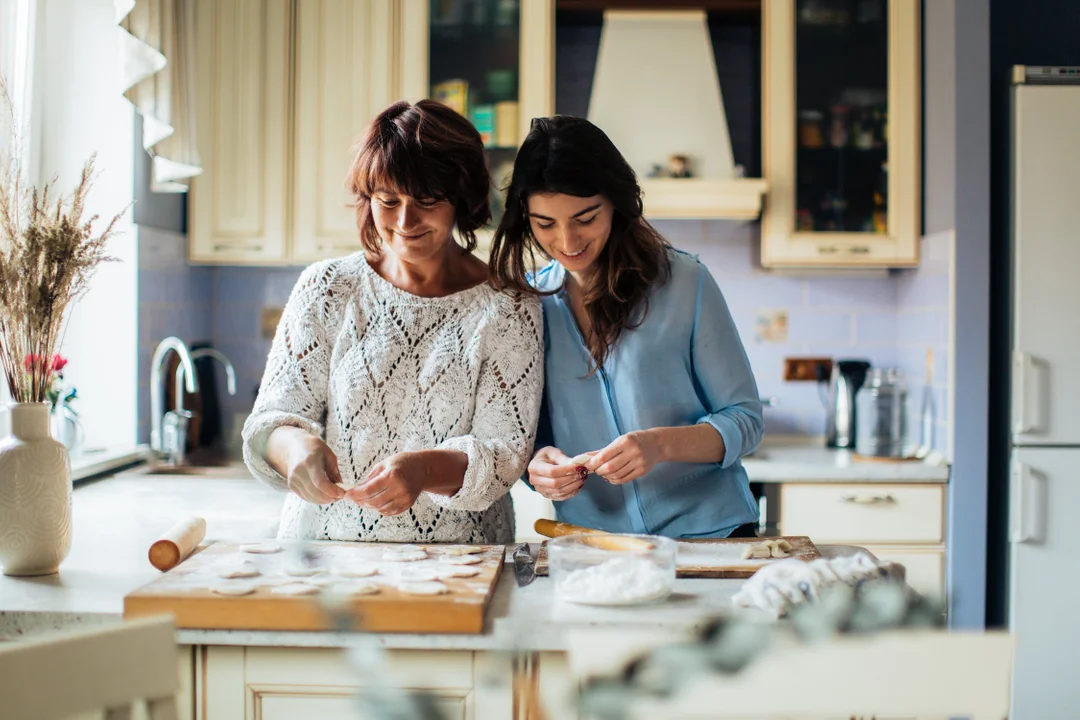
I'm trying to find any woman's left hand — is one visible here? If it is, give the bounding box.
[346,452,427,516]
[587,430,664,485]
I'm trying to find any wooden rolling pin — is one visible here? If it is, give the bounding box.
[148,517,206,571]
[534,519,655,551]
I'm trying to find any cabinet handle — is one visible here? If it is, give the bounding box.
[1010,460,1045,544]
[840,493,896,505]
[817,245,871,255]
[213,243,264,252]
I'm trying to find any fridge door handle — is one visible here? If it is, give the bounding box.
[1012,351,1044,435]
[1010,460,1046,544]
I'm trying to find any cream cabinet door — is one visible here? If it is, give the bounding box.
[200,646,513,720]
[291,0,400,264]
[189,0,291,265]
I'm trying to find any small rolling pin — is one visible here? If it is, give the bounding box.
[534,519,654,551]
[148,517,207,571]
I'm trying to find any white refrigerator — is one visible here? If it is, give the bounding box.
[1008,65,1080,718]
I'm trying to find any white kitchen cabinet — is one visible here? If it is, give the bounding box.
[780,482,947,600]
[198,646,513,720]
[189,0,291,265]
[761,0,921,268]
[291,0,400,264]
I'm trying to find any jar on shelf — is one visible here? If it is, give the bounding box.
[798,110,825,148]
[856,368,909,458]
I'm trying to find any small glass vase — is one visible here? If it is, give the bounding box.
[0,402,73,576]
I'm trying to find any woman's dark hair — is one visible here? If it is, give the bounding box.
[347,100,491,253]
[489,115,671,370]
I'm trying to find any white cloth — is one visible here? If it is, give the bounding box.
[242,254,544,544]
[732,552,895,618]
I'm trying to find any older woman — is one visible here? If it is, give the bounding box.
[242,100,544,544]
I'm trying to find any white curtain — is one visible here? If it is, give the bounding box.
[115,0,201,192]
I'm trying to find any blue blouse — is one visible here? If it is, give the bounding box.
[531,248,762,538]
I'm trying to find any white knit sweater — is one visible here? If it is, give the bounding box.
[242,254,544,543]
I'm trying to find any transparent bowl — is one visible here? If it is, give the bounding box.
[548,533,677,606]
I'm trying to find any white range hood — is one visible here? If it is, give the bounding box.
[587,10,766,220]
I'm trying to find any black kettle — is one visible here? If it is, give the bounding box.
[822,359,871,449]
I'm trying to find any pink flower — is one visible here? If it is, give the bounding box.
[23,353,42,372]
[50,354,68,373]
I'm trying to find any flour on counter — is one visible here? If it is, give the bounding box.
[558,556,671,605]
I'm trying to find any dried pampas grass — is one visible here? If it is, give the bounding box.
[0,76,126,403]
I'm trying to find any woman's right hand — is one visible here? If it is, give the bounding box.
[528,446,588,502]
[266,426,345,505]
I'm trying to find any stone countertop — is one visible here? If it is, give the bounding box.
[0,466,866,651]
[742,445,949,483]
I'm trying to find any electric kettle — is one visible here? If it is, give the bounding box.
[822,359,871,449]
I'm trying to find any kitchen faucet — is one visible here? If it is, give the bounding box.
[165,348,238,464]
[150,337,198,456]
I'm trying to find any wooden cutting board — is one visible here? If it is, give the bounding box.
[124,541,503,634]
[534,535,821,579]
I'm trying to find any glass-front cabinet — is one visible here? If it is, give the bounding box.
[400,0,553,256]
[761,0,920,267]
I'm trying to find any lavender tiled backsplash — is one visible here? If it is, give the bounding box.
[137,222,953,455]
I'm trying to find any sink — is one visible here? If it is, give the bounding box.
[135,462,253,480]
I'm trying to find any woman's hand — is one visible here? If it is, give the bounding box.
[528,446,588,502]
[587,430,663,485]
[268,426,346,505]
[346,452,428,516]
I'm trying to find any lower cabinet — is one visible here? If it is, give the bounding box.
[197,646,513,720]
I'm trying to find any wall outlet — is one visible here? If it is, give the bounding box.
[260,307,284,340]
[783,357,833,382]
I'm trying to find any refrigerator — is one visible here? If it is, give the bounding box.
[1008,65,1080,718]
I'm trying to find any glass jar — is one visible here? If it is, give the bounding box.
[548,534,676,606]
[856,368,909,457]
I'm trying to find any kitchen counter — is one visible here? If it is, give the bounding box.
[742,445,949,483]
[0,466,864,651]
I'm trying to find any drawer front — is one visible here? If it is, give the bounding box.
[865,546,946,598]
[780,484,945,544]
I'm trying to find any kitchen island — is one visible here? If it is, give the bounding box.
[0,463,925,719]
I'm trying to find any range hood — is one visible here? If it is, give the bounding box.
[587,10,766,220]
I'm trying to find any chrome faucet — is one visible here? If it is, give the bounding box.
[150,337,199,455]
[166,348,238,464]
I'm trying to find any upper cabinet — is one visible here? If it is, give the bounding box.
[761,0,920,268]
[189,0,403,266]
[189,0,291,265]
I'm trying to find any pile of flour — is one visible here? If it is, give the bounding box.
[558,555,671,605]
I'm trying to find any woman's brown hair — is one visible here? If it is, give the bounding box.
[488,115,671,371]
[347,100,491,253]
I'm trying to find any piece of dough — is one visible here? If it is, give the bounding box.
[770,540,791,558]
[257,576,297,587]
[396,566,442,582]
[272,583,320,596]
[240,542,283,554]
[382,548,428,562]
[741,542,774,560]
[397,581,449,596]
[283,563,321,577]
[216,561,260,579]
[307,574,339,586]
[775,539,793,552]
[440,546,484,556]
[211,583,257,596]
[571,453,593,465]
[440,554,482,565]
[331,581,380,596]
[437,566,480,579]
[333,565,379,578]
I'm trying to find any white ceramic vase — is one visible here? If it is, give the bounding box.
[0,402,73,576]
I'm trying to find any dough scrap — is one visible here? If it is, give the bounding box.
[283,563,321,577]
[216,561,260,579]
[333,565,379,578]
[211,583,257,596]
[240,542,283,554]
[331,581,380,596]
[396,566,442,582]
[740,539,793,560]
[571,453,594,465]
[272,583,320,596]
[440,554,482,565]
[397,581,449,596]
[382,548,428,562]
[440,546,484,556]
[437,566,480,579]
